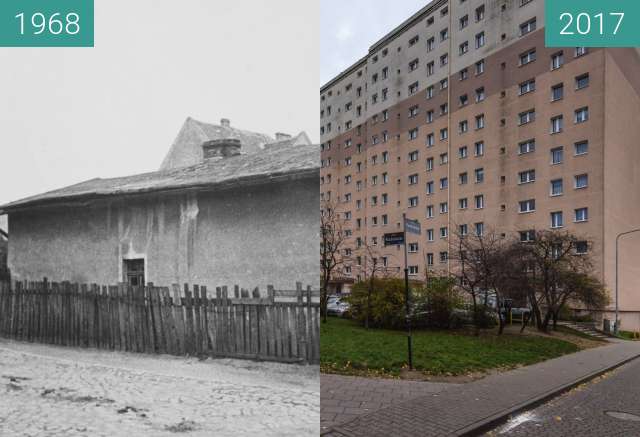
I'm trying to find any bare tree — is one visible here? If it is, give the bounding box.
[450,227,517,334]
[516,230,607,332]
[320,200,351,323]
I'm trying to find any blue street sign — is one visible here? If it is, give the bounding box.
[404,218,421,235]
[384,232,405,246]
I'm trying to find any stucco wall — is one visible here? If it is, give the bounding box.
[7,177,319,291]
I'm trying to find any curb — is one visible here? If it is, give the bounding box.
[321,349,640,437]
[457,352,640,436]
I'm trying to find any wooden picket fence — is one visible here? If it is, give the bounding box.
[0,279,320,364]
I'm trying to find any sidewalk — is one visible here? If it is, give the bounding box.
[322,339,640,437]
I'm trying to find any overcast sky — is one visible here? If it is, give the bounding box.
[0,0,319,223]
[320,0,429,86]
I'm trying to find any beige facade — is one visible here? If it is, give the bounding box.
[320,0,640,330]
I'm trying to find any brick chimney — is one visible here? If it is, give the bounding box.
[275,132,292,141]
[202,138,241,161]
[220,118,230,127]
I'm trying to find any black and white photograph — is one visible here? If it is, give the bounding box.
[0,1,319,436]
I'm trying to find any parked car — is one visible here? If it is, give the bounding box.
[327,296,350,317]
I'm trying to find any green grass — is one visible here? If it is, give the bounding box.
[321,318,579,377]
[617,330,640,340]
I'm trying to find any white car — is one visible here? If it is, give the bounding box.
[327,296,350,317]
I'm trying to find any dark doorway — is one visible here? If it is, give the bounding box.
[123,259,145,286]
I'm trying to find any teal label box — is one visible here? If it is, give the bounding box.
[545,0,640,47]
[0,0,94,47]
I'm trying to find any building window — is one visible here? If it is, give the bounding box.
[519,199,536,213]
[409,196,419,207]
[409,150,419,162]
[475,141,484,156]
[520,18,537,36]
[520,49,536,65]
[440,202,449,214]
[459,198,468,209]
[459,145,468,158]
[575,47,588,57]
[459,120,469,133]
[426,180,434,194]
[575,107,589,123]
[575,207,588,222]
[409,81,419,95]
[475,114,485,129]
[409,35,419,46]
[550,211,563,228]
[426,157,434,170]
[408,265,419,276]
[475,32,485,48]
[519,79,536,95]
[575,241,588,255]
[459,172,468,185]
[518,139,536,154]
[460,14,469,29]
[476,87,486,102]
[550,51,564,70]
[550,115,563,133]
[475,168,484,183]
[409,127,419,140]
[551,83,564,101]
[475,59,485,75]
[574,140,589,155]
[439,251,449,263]
[440,128,448,140]
[440,226,448,238]
[576,73,589,90]
[409,242,419,253]
[440,53,449,66]
[475,222,484,236]
[440,177,448,189]
[460,41,469,55]
[440,28,449,41]
[408,173,419,185]
[460,68,468,80]
[550,178,563,196]
[520,230,535,242]
[426,85,434,99]
[459,224,468,236]
[427,253,434,266]
[440,152,449,164]
[427,37,435,51]
[475,195,484,209]
[409,58,419,72]
[475,5,485,21]
[518,169,536,184]
[551,147,564,165]
[409,105,419,118]
[575,173,588,189]
[427,205,434,218]
[519,109,535,125]
[123,259,145,286]
[427,229,434,241]
[427,133,435,147]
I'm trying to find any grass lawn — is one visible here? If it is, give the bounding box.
[321,318,579,377]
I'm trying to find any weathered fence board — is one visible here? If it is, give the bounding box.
[0,279,319,364]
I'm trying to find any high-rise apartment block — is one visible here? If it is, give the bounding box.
[320,0,640,330]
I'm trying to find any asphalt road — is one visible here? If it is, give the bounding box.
[489,356,640,436]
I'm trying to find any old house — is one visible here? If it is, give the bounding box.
[0,118,319,290]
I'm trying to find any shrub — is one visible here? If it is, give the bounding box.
[347,278,407,329]
[347,277,464,330]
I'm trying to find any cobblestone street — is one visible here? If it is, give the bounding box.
[490,357,640,436]
[0,339,319,436]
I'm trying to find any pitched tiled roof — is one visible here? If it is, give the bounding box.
[0,142,319,213]
[160,117,309,170]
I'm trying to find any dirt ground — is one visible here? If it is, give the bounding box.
[0,339,319,436]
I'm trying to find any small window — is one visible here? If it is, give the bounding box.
[551,147,564,165]
[575,207,589,222]
[409,35,419,46]
[459,198,468,209]
[123,259,145,286]
[519,79,536,95]
[518,139,536,154]
[550,211,563,228]
[520,18,537,36]
[520,49,536,65]
[574,140,589,155]
[550,115,563,133]
[575,241,588,255]
[550,178,563,196]
[576,73,590,90]
[520,230,535,242]
[575,174,588,189]
[551,51,564,70]
[551,83,564,101]
[519,109,535,125]
[575,107,589,123]
[519,199,536,213]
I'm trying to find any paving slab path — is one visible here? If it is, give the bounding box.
[322,339,640,437]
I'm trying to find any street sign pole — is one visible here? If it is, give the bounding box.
[402,213,413,370]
